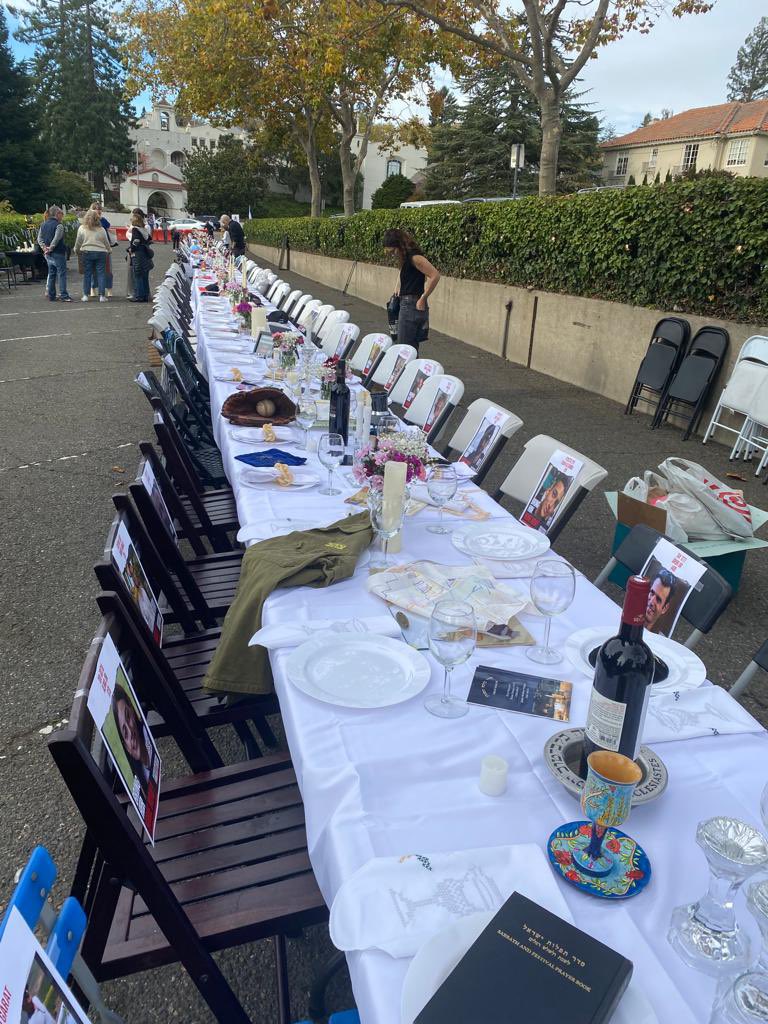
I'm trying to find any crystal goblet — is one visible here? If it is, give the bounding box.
[669,817,768,977]
[710,879,768,1022]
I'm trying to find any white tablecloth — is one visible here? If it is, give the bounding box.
[193,276,768,1024]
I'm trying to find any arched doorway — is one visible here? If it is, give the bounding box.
[146,191,170,212]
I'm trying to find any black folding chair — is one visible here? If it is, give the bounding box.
[48,621,324,1024]
[594,523,732,649]
[625,317,691,417]
[730,638,768,700]
[652,326,730,440]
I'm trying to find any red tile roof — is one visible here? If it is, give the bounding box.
[600,99,768,149]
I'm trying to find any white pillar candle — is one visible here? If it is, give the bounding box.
[479,755,508,797]
[382,460,407,552]
[242,257,247,290]
[251,307,267,336]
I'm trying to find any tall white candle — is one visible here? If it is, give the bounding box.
[382,460,406,552]
[241,257,247,290]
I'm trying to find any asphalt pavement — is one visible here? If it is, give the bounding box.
[0,244,766,1022]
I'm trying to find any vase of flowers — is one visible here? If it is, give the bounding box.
[235,300,252,332]
[273,330,303,369]
[318,354,354,398]
[352,431,428,491]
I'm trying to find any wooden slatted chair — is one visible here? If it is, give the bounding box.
[49,623,326,1024]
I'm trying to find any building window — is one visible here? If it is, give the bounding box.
[386,158,402,178]
[648,147,658,167]
[615,154,629,176]
[209,138,216,150]
[726,139,749,166]
[159,111,170,131]
[170,150,185,168]
[151,172,159,182]
[682,143,699,171]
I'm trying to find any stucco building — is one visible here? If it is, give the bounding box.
[357,138,429,209]
[600,99,768,185]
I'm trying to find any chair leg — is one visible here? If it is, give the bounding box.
[308,950,347,1023]
[274,934,292,1024]
[730,662,759,700]
[233,721,262,759]
[684,628,703,650]
[594,557,617,589]
[252,713,279,748]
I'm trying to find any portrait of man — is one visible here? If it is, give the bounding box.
[459,423,499,472]
[644,568,677,633]
[521,467,570,533]
[638,543,700,638]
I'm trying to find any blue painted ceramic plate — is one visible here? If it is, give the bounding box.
[547,820,651,899]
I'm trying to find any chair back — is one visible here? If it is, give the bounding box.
[597,523,732,640]
[404,374,464,441]
[282,288,302,314]
[719,361,768,416]
[317,309,350,342]
[135,443,208,555]
[321,322,359,358]
[652,317,690,351]
[296,299,323,330]
[271,282,291,307]
[349,333,391,374]
[495,434,607,541]
[388,357,445,408]
[291,293,313,319]
[445,398,523,483]
[689,326,729,362]
[370,344,417,389]
[739,335,768,367]
[266,279,284,301]
[310,304,335,337]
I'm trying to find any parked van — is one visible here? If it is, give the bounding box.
[399,199,462,208]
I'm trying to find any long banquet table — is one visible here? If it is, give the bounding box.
[192,273,768,1024]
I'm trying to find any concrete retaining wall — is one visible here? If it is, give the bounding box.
[250,242,761,431]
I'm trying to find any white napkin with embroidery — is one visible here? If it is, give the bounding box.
[642,686,763,744]
[329,845,571,958]
[249,615,401,650]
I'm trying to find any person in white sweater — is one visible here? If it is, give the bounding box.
[73,209,111,301]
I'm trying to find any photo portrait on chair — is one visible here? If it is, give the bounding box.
[639,537,706,639]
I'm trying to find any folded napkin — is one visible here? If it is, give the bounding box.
[236,449,307,468]
[329,845,571,958]
[642,685,764,744]
[249,615,401,650]
[409,482,471,514]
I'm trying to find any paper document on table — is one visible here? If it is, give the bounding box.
[367,560,527,633]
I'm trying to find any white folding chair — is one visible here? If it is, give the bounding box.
[291,293,314,320]
[297,299,322,330]
[270,281,291,307]
[388,358,445,407]
[369,344,417,390]
[492,434,607,542]
[310,303,335,337]
[321,322,359,358]
[443,398,524,483]
[317,309,350,342]
[703,336,768,448]
[350,332,391,375]
[266,278,285,301]
[732,387,768,475]
[282,288,302,314]
[730,638,768,700]
[404,374,464,441]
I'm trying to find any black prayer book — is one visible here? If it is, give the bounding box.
[415,892,633,1024]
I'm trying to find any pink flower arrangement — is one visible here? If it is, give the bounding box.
[353,433,428,489]
[273,331,303,354]
[320,354,354,385]
[235,300,253,316]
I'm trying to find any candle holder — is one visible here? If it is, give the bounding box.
[710,879,768,1022]
[669,818,768,977]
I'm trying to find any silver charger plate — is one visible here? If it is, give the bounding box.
[543,727,668,806]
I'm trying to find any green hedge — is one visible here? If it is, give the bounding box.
[243,178,768,322]
[0,213,79,248]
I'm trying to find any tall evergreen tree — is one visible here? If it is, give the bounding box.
[12,0,134,190]
[424,62,600,199]
[0,7,49,211]
[727,17,768,102]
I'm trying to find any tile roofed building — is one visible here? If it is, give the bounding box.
[599,99,768,186]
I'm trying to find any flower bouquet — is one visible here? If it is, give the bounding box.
[318,354,354,398]
[352,431,428,491]
[273,330,303,369]
[224,280,243,309]
[235,300,252,331]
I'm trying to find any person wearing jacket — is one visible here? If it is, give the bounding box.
[129,210,153,303]
[90,201,116,297]
[37,205,72,302]
[73,209,111,302]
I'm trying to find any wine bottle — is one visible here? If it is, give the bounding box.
[580,576,655,776]
[329,358,351,461]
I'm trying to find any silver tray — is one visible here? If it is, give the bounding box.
[543,727,668,806]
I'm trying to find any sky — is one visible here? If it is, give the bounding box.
[5,0,766,135]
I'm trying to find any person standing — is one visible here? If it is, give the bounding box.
[36,205,72,302]
[129,209,153,303]
[220,213,246,256]
[382,228,440,351]
[147,210,156,238]
[73,209,110,302]
[161,214,169,243]
[90,201,116,297]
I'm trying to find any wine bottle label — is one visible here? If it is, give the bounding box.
[584,689,626,752]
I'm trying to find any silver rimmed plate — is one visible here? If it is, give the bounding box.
[543,727,668,806]
[240,466,319,490]
[451,521,550,561]
[229,425,297,445]
[286,633,431,708]
[565,626,705,695]
[401,910,658,1024]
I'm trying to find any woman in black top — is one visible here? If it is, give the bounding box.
[383,228,440,351]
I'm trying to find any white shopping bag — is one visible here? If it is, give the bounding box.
[659,458,754,540]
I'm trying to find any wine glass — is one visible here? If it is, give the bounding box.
[426,465,458,534]
[668,817,768,977]
[296,397,317,450]
[318,432,344,495]
[424,597,477,719]
[367,486,406,570]
[526,560,576,665]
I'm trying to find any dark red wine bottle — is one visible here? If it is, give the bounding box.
[580,576,655,776]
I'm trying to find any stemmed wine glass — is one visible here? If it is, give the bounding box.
[424,598,477,719]
[367,487,406,570]
[526,560,576,665]
[426,465,458,534]
[318,432,344,495]
[296,397,317,450]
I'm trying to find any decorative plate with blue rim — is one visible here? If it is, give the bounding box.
[547,820,652,899]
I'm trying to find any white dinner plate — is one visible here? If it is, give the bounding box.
[240,466,319,490]
[215,374,264,386]
[237,519,317,544]
[401,911,657,1024]
[229,425,298,445]
[208,344,254,356]
[451,521,550,561]
[565,626,706,695]
[286,633,431,708]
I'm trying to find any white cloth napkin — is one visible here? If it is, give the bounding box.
[329,845,571,958]
[642,686,763,744]
[409,483,470,513]
[249,615,402,650]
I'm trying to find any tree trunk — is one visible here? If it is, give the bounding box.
[337,107,358,216]
[538,95,562,196]
[294,109,323,218]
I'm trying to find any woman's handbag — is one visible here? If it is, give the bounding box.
[386,294,400,338]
